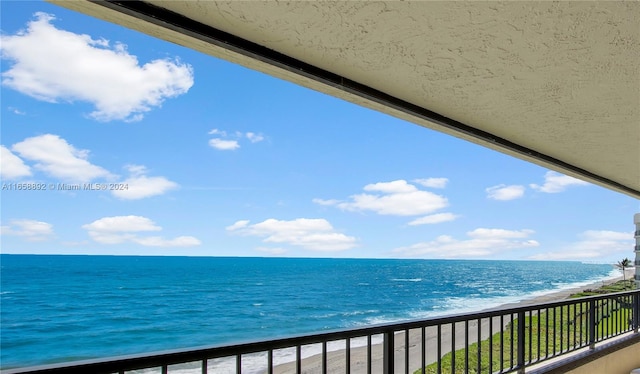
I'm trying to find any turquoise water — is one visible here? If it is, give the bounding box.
[0,255,616,370]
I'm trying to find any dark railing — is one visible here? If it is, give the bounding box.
[3,290,639,374]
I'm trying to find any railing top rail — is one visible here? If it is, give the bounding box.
[4,289,638,374]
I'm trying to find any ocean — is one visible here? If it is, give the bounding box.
[0,255,617,371]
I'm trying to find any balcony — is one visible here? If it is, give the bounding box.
[5,290,639,374]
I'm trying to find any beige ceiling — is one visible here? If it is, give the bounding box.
[50,1,640,198]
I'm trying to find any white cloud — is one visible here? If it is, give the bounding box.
[111,164,178,200]
[414,178,448,189]
[0,219,54,241]
[0,145,32,179]
[132,236,202,247]
[246,132,265,143]
[82,215,161,233]
[11,134,111,182]
[393,228,538,258]
[1,12,193,122]
[468,228,534,239]
[364,180,417,194]
[408,213,458,226]
[530,171,590,193]
[208,129,265,150]
[225,220,250,231]
[8,107,26,115]
[209,138,240,150]
[82,215,200,247]
[528,230,633,261]
[312,198,342,206]
[226,218,357,251]
[315,180,448,217]
[486,184,525,201]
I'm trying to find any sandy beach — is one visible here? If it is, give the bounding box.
[269,271,632,374]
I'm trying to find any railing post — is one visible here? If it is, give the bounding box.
[517,311,525,374]
[634,292,639,333]
[383,331,394,374]
[589,299,597,349]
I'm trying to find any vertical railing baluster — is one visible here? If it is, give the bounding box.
[625,295,629,333]
[346,338,351,374]
[528,311,532,364]
[624,295,628,333]
[404,330,409,374]
[322,341,327,374]
[634,292,640,333]
[611,298,615,335]
[202,358,207,374]
[578,302,583,347]
[560,305,564,353]
[604,299,608,339]
[383,331,394,374]
[236,354,242,374]
[367,335,372,374]
[537,308,541,360]
[589,299,596,349]
[609,298,613,336]
[450,323,455,374]
[437,325,441,374]
[566,304,570,349]
[465,320,469,374]
[499,315,503,371]
[517,311,525,374]
[614,297,619,335]
[609,298,612,336]
[572,304,578,348]
[510,313,514,369]
[162,365,168,374]
[476,318,481,374]
[553,307,558,355]
[489,317,493,373]
[268,350,273,374]
[421,328,426,374]
[631,295,636,333]
[616,299,626,335]
[545,307,549,358]
[621,296,624,334]
[296,345,301,374]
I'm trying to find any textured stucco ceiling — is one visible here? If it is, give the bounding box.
[50,1,640,198]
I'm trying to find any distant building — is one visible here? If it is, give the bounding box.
[635,213,640,288]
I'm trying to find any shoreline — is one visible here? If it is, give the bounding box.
[269,271,632,374]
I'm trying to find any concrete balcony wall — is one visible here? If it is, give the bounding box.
[564,341,640,374]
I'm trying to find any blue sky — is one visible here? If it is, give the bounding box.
[1,1,638,262]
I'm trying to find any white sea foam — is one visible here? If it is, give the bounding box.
[391,278,422,282]
[358,270,625,325]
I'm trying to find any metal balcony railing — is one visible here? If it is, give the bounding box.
[3,290,639,374]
